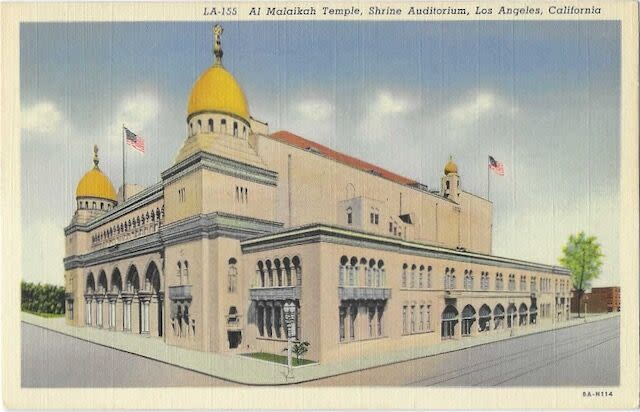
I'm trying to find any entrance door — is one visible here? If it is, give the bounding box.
[228,331,242,349]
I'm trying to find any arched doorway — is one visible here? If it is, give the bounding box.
[507,303,517,328]
[479,304,491,332]
[461,305,476,337]
[144,261,163,337]
[227,306,242,349]
[124,266,140,333]
[96,271,108,328]
[85,273,95,326]
[493,304,505,329]
[519,303,528,326]
[441,305,458,340]
[530,303,538,324]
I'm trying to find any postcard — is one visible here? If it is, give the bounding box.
[1,0,638,409]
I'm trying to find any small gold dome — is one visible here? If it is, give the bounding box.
[444,157,458,175]
[76,146,117,201]
[187,65,250,121]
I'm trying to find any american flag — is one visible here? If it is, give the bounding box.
[488,155,505,176]
[124,127,145,153]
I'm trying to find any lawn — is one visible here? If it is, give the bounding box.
[243,352,316,366]
[22,310,65,318]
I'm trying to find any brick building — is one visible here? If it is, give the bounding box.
[571,286,620,313]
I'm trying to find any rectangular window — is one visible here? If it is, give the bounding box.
[410,305,416,332]
[265,306,273,337]
[350,306,357,339]
[368,307,375,337]
[370,213,374,224]
[374,214,379,224]
[377,306,383,336]
[419,305,425,331]
[426,305,431,330]
[402,305,408,334]
[339,307,346,341]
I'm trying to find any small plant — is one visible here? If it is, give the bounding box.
[283,340,310,364]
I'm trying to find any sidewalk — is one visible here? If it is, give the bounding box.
[21,312,618,385]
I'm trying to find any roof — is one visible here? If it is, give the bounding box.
[269,131,417,186]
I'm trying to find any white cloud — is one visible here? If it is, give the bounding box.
[117,93,159,132]
[21,101,63,134]
[294,99,333,121]
[370,90,417,115]
[449,90,517,122]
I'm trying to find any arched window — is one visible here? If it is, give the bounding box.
[292,256,301,286]
[208,118,213,132]
[410,264,417,288]
[446,180,450,190]
[228,258,237,293]
[274,259,282,287]
[233,121,238,136]
[189,122,193,136]
[283,257,292,286]
[402,263,408,288]
[346,207,353,225]
[221,118,227,133]
[461,305,476,336]
[183,261,189,284]
[177,261,182,284]
[197,119,202,132]
[339,256,348,286]
[265,260,273,287]
[464,270,473,290]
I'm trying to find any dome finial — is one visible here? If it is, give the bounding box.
[93,144,100,168]
[213,24,224,65]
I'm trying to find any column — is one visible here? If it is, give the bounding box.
[149,295,158,336]
[95,295,103,328]
[122,293,133,331]
[138,292,151,334]
[84,296,92,326]
[132,297,141,333]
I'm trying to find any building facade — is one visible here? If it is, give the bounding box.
[571,286,620,313]
[63,25,572,364]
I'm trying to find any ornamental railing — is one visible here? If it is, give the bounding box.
[338,286,391,301]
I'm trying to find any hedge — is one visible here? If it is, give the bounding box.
[21,281,65,315]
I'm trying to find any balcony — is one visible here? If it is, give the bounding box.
[249,286,300,301]
[338,286,391,301]
[168,284,192,301]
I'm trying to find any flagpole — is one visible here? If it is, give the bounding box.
[122,124,126,203]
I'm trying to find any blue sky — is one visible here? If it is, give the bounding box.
[20,21,620,287]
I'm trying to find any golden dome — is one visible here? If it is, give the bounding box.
[444,157,458,175]
[187,65,250,121]
[76,146,117,201]
[187,25,249,121]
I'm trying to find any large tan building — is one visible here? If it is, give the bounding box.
[63,26,572,364]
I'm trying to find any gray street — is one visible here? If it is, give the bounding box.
[22,316,618,387]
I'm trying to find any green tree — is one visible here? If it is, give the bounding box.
[559,232,604,317]
[291,341,310,363]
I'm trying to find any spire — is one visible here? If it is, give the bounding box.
[213,24,224,65]
[93,144,100,168]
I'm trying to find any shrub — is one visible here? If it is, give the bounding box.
[21,281,65,315]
